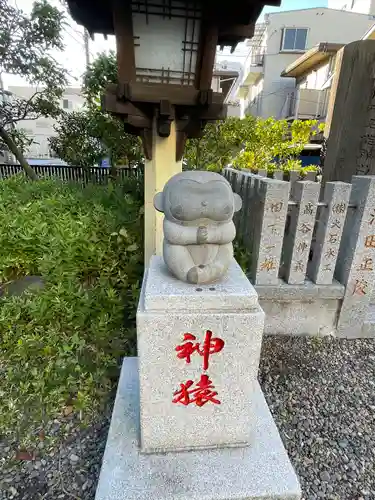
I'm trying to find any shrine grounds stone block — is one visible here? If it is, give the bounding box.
[95,254,301,500]
[137,256,264,453]
[95,358,301,500]
[256,279,345,336]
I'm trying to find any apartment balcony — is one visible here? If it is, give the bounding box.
[285,88,330,121]
[242,49,265,86]
[237,52,264,99]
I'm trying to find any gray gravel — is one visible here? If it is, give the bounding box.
[1,335,375,500]
[0,412,111,500]
[259,335,375,500]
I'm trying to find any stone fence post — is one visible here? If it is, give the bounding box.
[335,176,375,338]
[251,177,290,285]
[309,181,351,285]
[283,181,320,284]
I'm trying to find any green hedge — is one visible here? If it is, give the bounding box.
[0,176,143,448]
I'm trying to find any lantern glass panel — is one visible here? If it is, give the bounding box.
[132,0,201,85]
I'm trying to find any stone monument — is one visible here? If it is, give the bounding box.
[323,41,375,183]
[95,171,301,500]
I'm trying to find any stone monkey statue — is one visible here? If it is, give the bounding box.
[153,171,242,284]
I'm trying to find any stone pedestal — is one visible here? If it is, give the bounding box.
[137,256,264,453]
[95,257,301,500]
[95,358,301,500]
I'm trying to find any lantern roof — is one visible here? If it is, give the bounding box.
[66,0,281,47]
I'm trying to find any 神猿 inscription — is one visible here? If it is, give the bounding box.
[175,331,224,370]
[174,330,225,407]
[172,374,221,407]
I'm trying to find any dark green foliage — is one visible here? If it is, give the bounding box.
[0,176,143,447]
[233,239,251,275]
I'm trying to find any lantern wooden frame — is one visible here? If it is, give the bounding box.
[67,0,281,159]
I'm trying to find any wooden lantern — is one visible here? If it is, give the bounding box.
[67,0,281,159]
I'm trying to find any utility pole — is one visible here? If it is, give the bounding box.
[83,29,90,68]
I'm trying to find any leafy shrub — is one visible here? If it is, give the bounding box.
[302,164,320,173]
[231,118,323,173]
[0,176,143,448]
[282,158,303,171]
[184,115,256,170]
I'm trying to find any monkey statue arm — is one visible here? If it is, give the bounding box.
[204,221,236,244]
[163,219,199,245]
[164,219,236,246]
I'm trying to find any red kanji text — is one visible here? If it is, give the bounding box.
[172,374,221,407]
[175,330,224,370]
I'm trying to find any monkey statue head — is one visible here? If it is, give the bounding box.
[153,171,242,285]
[154,171,242,226]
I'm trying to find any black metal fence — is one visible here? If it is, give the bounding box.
[0,164,143,184]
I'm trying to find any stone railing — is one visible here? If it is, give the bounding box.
[224,167,375,339]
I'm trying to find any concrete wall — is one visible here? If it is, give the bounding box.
[7,86,84,159]
[298,59,331,90]
[227,102,242,117]
[246,78,264,116]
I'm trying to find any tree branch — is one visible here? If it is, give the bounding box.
[17,90,47,121]
[0,125,38,181]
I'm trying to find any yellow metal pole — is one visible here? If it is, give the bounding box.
[144,119,182,265]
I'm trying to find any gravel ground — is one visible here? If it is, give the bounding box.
[1,335,374,500]
[0,412,111,500]
[259,336,375,500]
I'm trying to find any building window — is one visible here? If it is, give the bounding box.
[281,28,308,51]
[62,99,71,109]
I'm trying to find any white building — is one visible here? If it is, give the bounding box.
[280,42,343,123]
[212,60,242,117]
[328,0,375,14]
[236,7,375,119]
[7,86,84,159]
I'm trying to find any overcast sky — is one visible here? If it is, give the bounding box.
[4,0,328,89]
